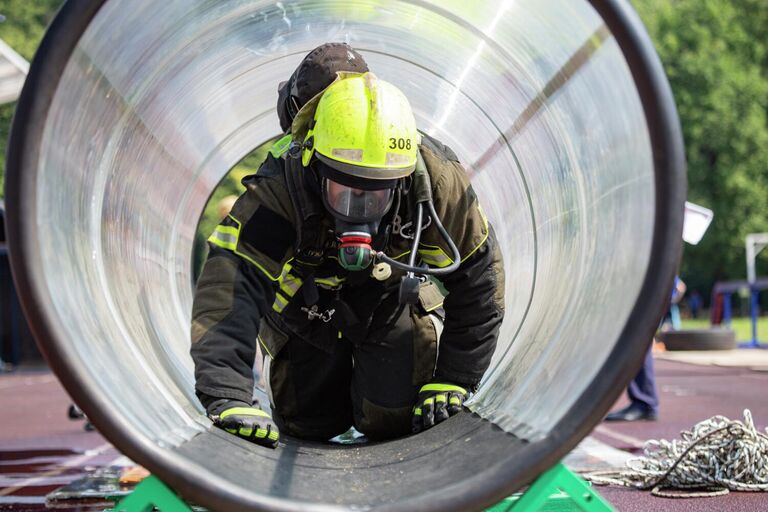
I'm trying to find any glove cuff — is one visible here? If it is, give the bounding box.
[206,398,251,417]
[420,382,468,395]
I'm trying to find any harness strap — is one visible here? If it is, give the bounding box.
[283,146,326,305]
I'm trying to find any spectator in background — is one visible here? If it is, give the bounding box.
[605,276,686,422]
[687,290,702,319]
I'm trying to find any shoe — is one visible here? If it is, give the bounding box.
[605,404,657,422]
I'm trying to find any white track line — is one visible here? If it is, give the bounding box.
[593,425,647,448]
[0,442,113,496]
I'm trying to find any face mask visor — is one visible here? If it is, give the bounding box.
[322,179,394,224]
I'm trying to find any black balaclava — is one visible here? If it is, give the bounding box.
[277,43,369,132]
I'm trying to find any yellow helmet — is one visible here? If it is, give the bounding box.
[302,72,419,181]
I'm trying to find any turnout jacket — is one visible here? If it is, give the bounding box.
[191,134,505,408]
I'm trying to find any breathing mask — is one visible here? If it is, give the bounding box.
[320,174,396,271]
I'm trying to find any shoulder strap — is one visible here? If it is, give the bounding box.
[281,146,327,305]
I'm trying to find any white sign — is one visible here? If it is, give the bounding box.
[683,201,713,245]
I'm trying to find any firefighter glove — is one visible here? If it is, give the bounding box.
[210,400,279,448]
[412,382,468,433]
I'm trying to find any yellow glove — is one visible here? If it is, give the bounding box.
[210,401,279,449]
[411,383,468,433]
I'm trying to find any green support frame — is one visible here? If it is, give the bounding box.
[110,475,193,512]
[112,463,611,512]
[487,463,614,512]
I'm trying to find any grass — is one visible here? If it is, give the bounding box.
[680,316,768,343]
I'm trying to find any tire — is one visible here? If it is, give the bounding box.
[657,329,736,351]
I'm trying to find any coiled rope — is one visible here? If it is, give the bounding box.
[584,409,768,498]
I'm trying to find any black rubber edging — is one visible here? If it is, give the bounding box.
[3,3,329,512]
[659,329,736,351]
[4,0,686,511]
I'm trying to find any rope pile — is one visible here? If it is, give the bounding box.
[584,409,768,498]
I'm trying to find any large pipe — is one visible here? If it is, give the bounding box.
[5,1,685,510]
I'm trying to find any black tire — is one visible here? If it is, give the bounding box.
[658,329,736,351]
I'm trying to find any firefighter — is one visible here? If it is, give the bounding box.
[191,45,505,448]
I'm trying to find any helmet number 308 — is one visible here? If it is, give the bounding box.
[389,138,411,150]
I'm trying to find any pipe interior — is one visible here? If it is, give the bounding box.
[25,0,655,508]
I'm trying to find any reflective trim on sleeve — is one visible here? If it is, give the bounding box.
[208,225,238,251]
[208,215,283,281]
[417,245,453,268]
[416,204,491,268]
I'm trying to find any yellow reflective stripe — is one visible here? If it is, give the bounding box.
[279,275,302,297]
[257,335,274,359]
[420,383,467,395]
[255,428,268,438]
[209,215,282,281]
[208,226,238,251]
[272,292,289,313]
[239,426,253,437]
[268,430,279,441]
[423,397,434,407]
[338,331,342,339]
[418,245,453,268]
[316,276,345,288]
[435,394,447,403]
[449,396,462,406]
[413,407,422,416]
[220,407,271,419]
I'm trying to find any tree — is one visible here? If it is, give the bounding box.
[634,0,768,298]
[0,0,62,197]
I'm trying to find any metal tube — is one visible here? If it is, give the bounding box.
[5,1,685,510]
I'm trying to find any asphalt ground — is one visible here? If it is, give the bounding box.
[1,358,767,511]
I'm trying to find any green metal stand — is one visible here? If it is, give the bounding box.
[111,464,610,512]
[487,463,614,512]
[110,475,193,512]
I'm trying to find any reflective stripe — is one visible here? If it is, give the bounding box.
[257,335,274,359]
[413,407,422,416]
[268,430,279,441]
[208,225,238,251]
[316,276,345,289]
[435,394,447,403]
[449,396,462,406]
[272,292,289,313]
[418,245,453,268]
[420,383,467,395]
[279,274,303,297]
[208,215,282,281]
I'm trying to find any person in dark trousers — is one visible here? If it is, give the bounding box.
[606,276,685,422]
[190,44,505,448]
